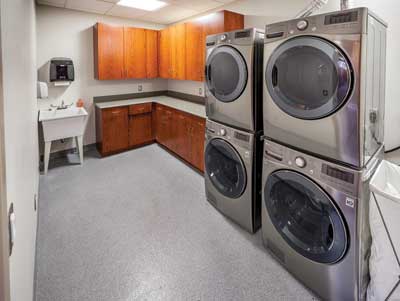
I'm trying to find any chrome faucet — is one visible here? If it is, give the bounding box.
[50,100,73,110]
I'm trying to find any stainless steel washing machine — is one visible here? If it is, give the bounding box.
[262,139,383,300]
[263,8,387,168]
[205,28,264,132]
[204,119,262,233]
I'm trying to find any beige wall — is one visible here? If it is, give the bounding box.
[36,5,168,153]
[0,0,39,300]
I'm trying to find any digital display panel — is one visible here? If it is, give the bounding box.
[235,30,251,39]
[324,11,358,25]
[322,164,354,184]
[234,132,250,142]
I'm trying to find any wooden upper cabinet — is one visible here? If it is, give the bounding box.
[94,23,125,80]
[185,21,205,82]
[94,11,243,81]
[124,27,146,79]
[94,23,159,80]
[171,23,186,80]
[203,10,244,36]
[223,10,245,32]
[146,29,159,78]
[159,28,171,79]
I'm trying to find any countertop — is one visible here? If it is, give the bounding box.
[95,96,206,118]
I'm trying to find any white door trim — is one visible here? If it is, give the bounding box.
[0,3,11,300]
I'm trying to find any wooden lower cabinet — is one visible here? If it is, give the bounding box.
[189,117,206,172]
[96,102,205,172]
[154,104,205,172]
[96,106,129,155]
[129,113,153,147]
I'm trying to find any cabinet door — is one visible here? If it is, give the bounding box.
[124,27,146,79]
[129,113,153,147]
[102,107,129,153]
[170,24,186,80]
[154,105,163,142]
[163,109,174,149]
[95,23,125,80]
[146,29,159,78]
[223,10,245,32]
[176,113,190,161]
[185,21,205,82]
[189,118,206,172]
[203,11,225,37]
[159,28,171,79]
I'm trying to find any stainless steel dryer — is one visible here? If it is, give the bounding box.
[263,8,387,168]
[262,139,383,300]
[204,119,262,233]
[205,28,264,132]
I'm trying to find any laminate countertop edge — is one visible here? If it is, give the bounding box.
[95,96,206,118]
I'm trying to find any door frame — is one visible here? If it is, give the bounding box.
[0,5,11,300]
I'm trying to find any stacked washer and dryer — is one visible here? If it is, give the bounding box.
[203,7,387,301]
[204,28,265,233]
[261,8,387,301]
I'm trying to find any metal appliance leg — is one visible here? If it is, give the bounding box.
[75,136,83,164]
[44,141,52,174]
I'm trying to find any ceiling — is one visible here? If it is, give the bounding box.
[36,0,239,25]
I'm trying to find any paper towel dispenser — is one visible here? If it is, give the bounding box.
[49,58,74,82]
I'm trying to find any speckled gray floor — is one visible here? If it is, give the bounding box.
[35,144,317,301]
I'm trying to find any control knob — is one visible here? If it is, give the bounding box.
[295,156,307,168]
[220,34,227,41]
[220,128,227,136]
[297,20,308,31]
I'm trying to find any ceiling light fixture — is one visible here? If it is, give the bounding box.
[117,0,168,11]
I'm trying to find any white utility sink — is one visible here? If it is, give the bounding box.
[39,107,88,174]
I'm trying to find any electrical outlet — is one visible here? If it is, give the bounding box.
[138,85,143,92]
[199,88,203,95]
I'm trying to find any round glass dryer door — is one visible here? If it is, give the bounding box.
[264,170,348,264]
[205,46,248,102]
[205,138,247,199]
[265,36,352,120]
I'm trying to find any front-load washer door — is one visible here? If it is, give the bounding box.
[264,170,348,264]
[205,138,247,199]
[206,45,248,103]
[265,36,352,120]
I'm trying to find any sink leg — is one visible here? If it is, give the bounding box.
[76,136,83,164]
[44,141,52,174]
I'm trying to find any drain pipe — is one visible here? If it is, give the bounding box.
[295,0,329,18]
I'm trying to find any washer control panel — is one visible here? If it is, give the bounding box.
[264,140,360,196]
[206,119,253,151]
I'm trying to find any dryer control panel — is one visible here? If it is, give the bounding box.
[264,7,369,43]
